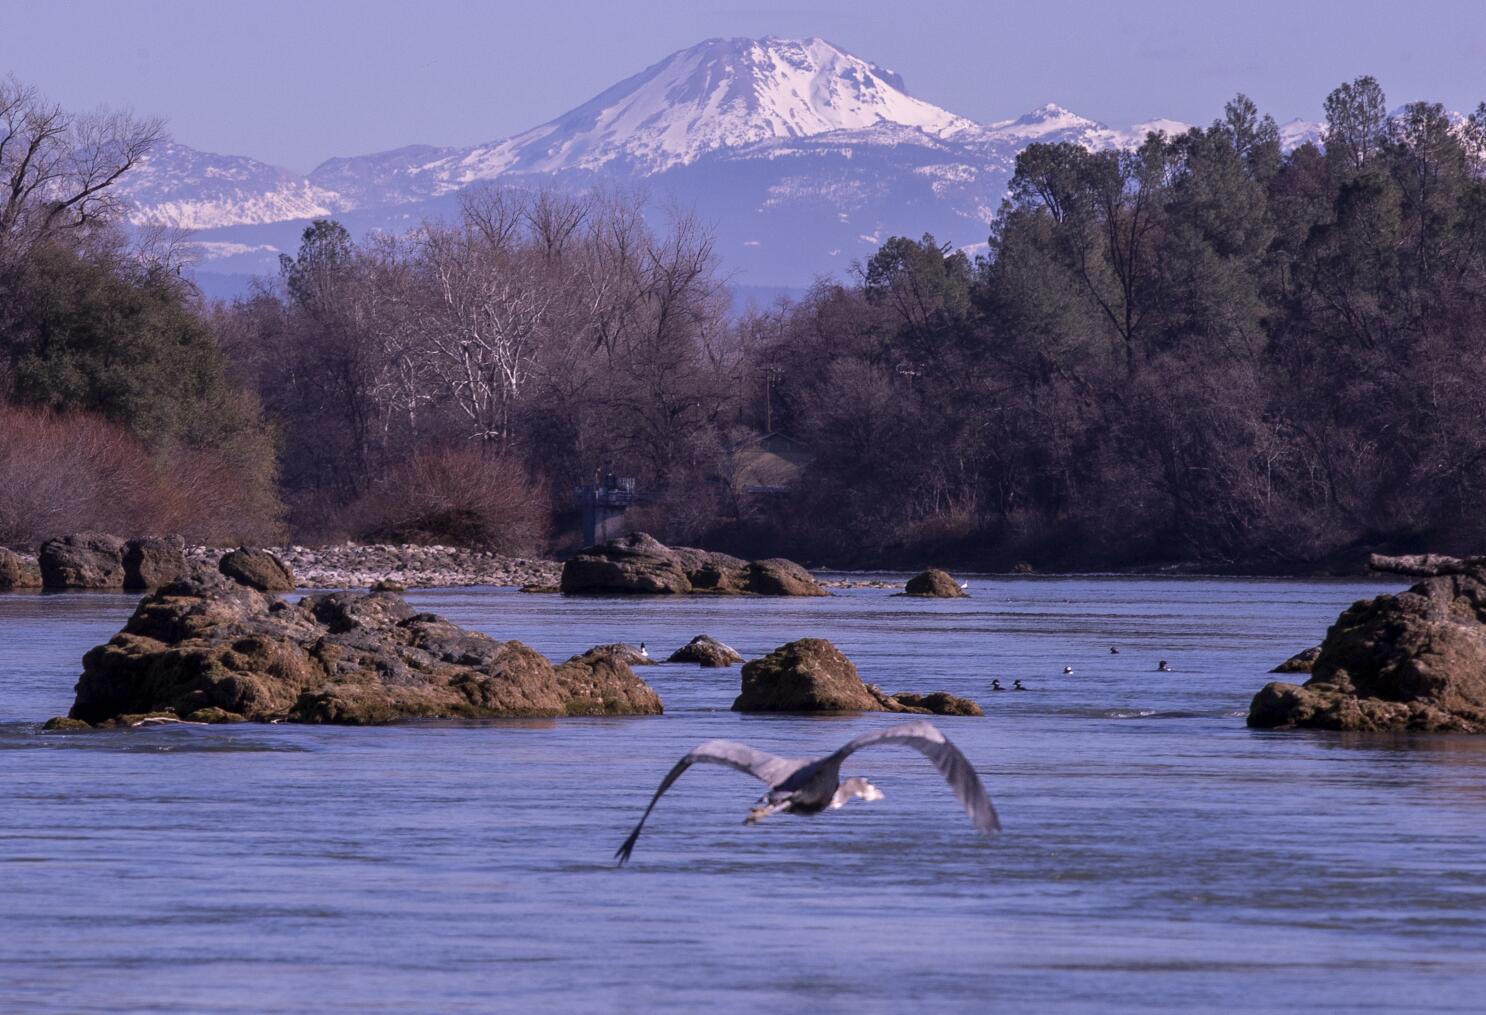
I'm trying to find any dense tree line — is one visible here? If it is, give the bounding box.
[740,79,1486,568]
[5,72,1486,570]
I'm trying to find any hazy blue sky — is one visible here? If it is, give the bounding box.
[4,0,1484,172]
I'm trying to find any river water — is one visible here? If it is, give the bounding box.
[2,577,1484,1013]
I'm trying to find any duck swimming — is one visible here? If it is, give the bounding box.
[1157,660,1170,672]
[1063,666,1073,675]
[1109,646,1119,654]
[1012,680,1026,691]
[991,679,1006,691]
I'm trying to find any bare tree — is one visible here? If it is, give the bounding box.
[415,221,554,443]
[0,75,164,262]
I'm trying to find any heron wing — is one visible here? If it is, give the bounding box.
[828,720,1000,837]
[614,740,801,866]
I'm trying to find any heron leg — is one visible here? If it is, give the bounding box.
[744,797,793,825]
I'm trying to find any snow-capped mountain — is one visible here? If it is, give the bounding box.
[120,36,1325,287]
[117,142,350,230]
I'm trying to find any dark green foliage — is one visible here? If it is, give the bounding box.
[4,238,268,456]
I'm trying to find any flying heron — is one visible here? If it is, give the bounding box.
[614,719,999,866]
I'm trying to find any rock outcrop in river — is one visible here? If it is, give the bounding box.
[0,548,41,590]
[1248,554,1486,732]
[60,572,663,727]
[667,635,744,667]
[123,536,191,589]
[218,546,297,591]
[559,533,828,596]
[732,638,982,715]
[901,569,967,597]
[39,533,127,588]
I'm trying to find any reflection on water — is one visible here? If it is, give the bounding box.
[3,576,1485,1013]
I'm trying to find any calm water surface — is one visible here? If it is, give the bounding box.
[3,577,1484,1013]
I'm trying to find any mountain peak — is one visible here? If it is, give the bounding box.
[458,35,974,176]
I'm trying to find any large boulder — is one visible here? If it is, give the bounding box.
[676,548,749,592]
[219,547,296,592]
[732,638,980,715]
[734,639,885,711]
[1248,568,1486,732]
[667,634,744,668]
[559,533,827,596]
[902,569,967,598]
[0,548,41,590]
[123,535,190,589]
[64,573,663,727]
[743,558,829,597]
[39,533,126,588]
[559,533,693,594]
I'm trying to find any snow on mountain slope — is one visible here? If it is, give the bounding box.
[130,35,1340,288]
[118,142,350,229]
[308,143,459,209]
[434,36,978,183]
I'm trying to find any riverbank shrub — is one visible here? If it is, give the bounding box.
[0,406,282,548]
[338,445,550,554]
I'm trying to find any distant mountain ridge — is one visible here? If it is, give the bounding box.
[112,36,1330,288]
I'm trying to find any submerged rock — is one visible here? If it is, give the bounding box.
[667,635,744,668]
[559,533,826,596]
[902,569,967,598]
[218,547,297,592]
[0,548,41,590]
[890,691,984,716]
[586,643,656,666]
[64,573,662,727]
[39,532,126,588]
[41,716,92,731]
[1248,565,1486,733]
[732,638,980,715]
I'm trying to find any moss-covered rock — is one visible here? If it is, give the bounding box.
[41,716,92,731]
